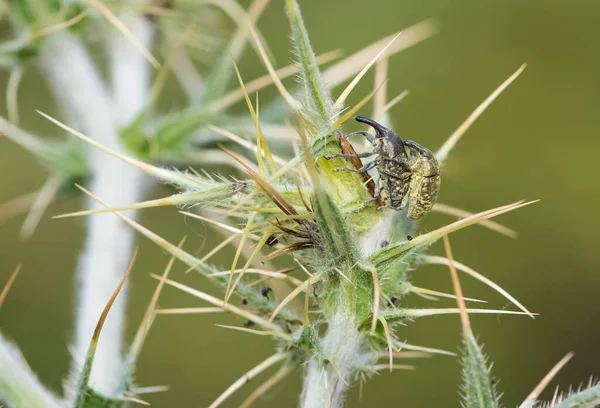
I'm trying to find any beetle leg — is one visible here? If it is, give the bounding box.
[380,169,411,181]
[373,182,382,199]
[332,161,377,173]
[379,156,412,171]
[344,130,377,145]
[354,197,377,212]
[324,151,376,160]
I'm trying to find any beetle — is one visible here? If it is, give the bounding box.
[325,116,440,220]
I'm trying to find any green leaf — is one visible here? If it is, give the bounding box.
[313,187,357,265]
[544,382,600,408]
[77,389,124,408]
[461,333,499,408]
[285,0,337,135]
[0,36,39,68]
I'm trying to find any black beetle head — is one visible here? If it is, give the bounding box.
[355,116,406,158]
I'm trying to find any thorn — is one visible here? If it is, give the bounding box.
[0,264,22,310]
[87,0,160,69]
[519,352,575,408]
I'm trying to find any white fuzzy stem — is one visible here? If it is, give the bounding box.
[301,313,366,408]
[108,10,155,125]
[39,13,153,398]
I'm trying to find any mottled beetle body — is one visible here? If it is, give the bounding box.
[326,116,440,220]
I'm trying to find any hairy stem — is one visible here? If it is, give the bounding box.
[39,15,152,397]
[301,311,366,408]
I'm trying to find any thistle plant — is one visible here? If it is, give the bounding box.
[0,1,599,407]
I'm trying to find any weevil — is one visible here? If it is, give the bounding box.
[325,116,440,220]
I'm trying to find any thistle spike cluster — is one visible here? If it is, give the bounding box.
[0,1,598,408]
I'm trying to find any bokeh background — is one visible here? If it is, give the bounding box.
[1,0,600,406]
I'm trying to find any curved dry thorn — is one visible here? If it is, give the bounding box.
[268,273,325,322]
[207,125,289,167]
[519,352,575,408]
[0,114,48,153]
[220,145,299,216]
[38,111,203,190]
[72,185,282,328]
[0,264,22,310]
[333,80,387,129]
[130,385,170,395]
[382,90,410,115]
[371,351,431,360]
[215,324,292,342]
[224,213,259,302]
[422,255,533,318]
[443,235,471,334]
[240,365,292,408]
[73,186,201,266]
[378,316,394,372]
[180,211,261,239]
[30,11,88,40]
[432,203,518,238]
[366,265,381,333]
[397,200,537,255]
[407,285,486,303]
[87,0,160,69]
[154,307,225,315]
[435,64,526,163]
[54,192,212,219]
[335,32,401,108]
[150,274,281,331]
[183,234,239,274]
[232,65,276,176]
[6,66,24,123]
[369,364,415,372]
[129,237,186,360]
[20,175,61,240]
[207,353,289,408]
[208,268,303,286]
[389,308,536,318]
[327,358,349,386]
[206,49,342,113]
[373,57,388,115]
[227,231,270,299]
[75,249,138,408]
[372,200,537,270]
[120,396,149,405]
[323,20,437,89]
[0,190,39,226]
[392,340,456,357]
[248,22,298,110]
[304,276,311,326]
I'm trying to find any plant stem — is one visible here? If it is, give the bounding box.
[301,310,366,408]
[38,15,153,397]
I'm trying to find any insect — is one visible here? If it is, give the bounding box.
[325,116,440,220]
[261,286,273,300]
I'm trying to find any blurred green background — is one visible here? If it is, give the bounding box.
[1,0,600,407]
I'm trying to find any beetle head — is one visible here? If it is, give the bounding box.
[404,140,440,176]
[355,116,406,158]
